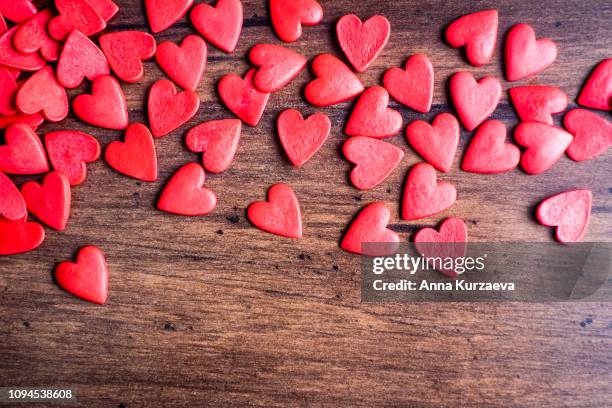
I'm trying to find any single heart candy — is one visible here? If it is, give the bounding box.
[48,0,107,41]
[0,67,18,116]
[270,0,323,43]
[536,190,592,243]
[402,162,456,221]
[515,122,572,175]
[145,0,193,33]
[0,112,44,130]
[191,0,242,53]
[55,246,109,304]
[564,109,612,162]
[336,14,390,73]
[577,59,612,111]
[13,9,61,61]
[0,215,44,255]
[278,109,330,167]
[341,202,399,256]
[0,26,45,71]
[21,171,71,231]
[462,120,520,174]
[148,79,200,137]
[445,9,498,66]
[156,35,207,91]
[99,31,157,83]
[250,43,307,93]
[157,163,217,216]
[0,0,36,23]
[57,30,110,89]
[73,75,128,130]
[105,123,157,182]
[383,53,433,113]
[45,130,101,185]
[406,113,459,173]
[16,65,68,122]
[219,69,270,127]
[186,119,242,173]
[345,86,402,138]
[304,54,364,107]
[413,217,468,278]
[0,171,26,220]
[343,136,404,190]
[247,183,302,239]
[0,124,48,175]
[505,23,557,82]
[450,71,501,131]
[509,85,568,125]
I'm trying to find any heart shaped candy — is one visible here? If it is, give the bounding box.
[278,109,330,167]
[0,124,48,175]
[445,10,498,66]
[402,162,456,221]
[145,0,193,33]
[564,109,612,162]
[536,190,592,243]
[105,123,158,182]
[0,112,44,130]
[21,171,71,231]
[413,217,468,278]
[341,202,399,256]
[509,86,568,125]
[73,75,129,130]
[0,171,26,220]
[0,27,45,71]
[57,30,110,89]
[250,44,307,93]
[577,59,612,111]
[157,163,217,216]
[191,0,242,53]
[156,35,207,91]
[55,246,109,304]
[336,14,390,73]
[383,54,434,113]
[87,0,119,22]
[406,113,459,173]
[343,136,404,190]
[462,120,520,174]
[0,0,36,23]
[304,54,365,107]
[48,0,107,41]
[270,0,323,43]
[514,122,572,175]
[0,67,18,116]
[0,215,45,255]
[450,71,501,131]
[247,183,302,239]
[345,86,402,138]
[186,119,242,173]
[505,23,557,82]
[148,79,200,138]
[13,9,61,61]
[100,31,157,83]
[16,65,68,122]
[45,130,101,186]
[219,69,270,127]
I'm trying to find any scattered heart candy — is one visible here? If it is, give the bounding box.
[156,35,207,92]
[383,53,434,113]
[277,109,330,167]
[406,113,459,173]
[21,171,71,231]
[336,14,390,73]
[55,246,109,304]
[99,31,157,83]
[345,86,402,138]
[577,59,612,111]
[45,130,101,186]
[0,26,45,71]
[0,67,18,116]
[270,0,323,43]
[509,85,568,125]
[157,162,217,216]
[219,69,270,127]
[13,9,61,61]
[57,30,110,89]
[402,162,456,221]
[450,71,501,131]
[445,9,498,66]
[0,215,45,256]
[0,0,37,23]
[514,122,573,175]
[0,171,27,221]
[413,217,468,277]
[16,65,68,122]
[536,190,592,243]
[148,79,200,138]
[186,119,242,174]
[145,0,194,33]
[341,202,399,256]
[505,23,557,82]
[247,183,302,239]
[73,75,129,130]
[105,123,158,182]
[48,0,107,41]
[191,0,242,53]
[250,44,307,93]
[343,136,404,190]
[564,109,611,162]
[462,120,520,174]
[304,54,365,107]
[0,124,48,175]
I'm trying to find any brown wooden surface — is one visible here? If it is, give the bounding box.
[1,0,611,407]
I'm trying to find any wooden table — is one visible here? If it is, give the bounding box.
[1,0,611,406]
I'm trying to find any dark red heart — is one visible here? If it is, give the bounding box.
[157,163,217,216]
[564,109,611,162]
[191,0,242,53]
[0,215,45,255]
[343,136,404,191]
[462,120,520,174]
[406,113,459,173]
[305,54,364,107]
[577,58,611,111]
[278,109,330,167]
[219,69,270,127]
[0,123,48,175]
[413,217,468,278]
[13,9,61,61]
[250,43,307,93]
[270,0,323,43]
[186,119,242,174]
[45,130,101,186]
[99,31,157,83]
[536,190,592,243]
[450,71,501,131]
[0,0,36,23]
[402,162,456,221]
[383,53,433,113]
[445,9,498,66]
[48,0,107,41]
[0,26,45,71]
[105,123,158,182]
[16,65,68,122]
[509,85,568,125]
[0,171,26,220]
[21,171,71,231]
[247,183,302,239]
[505,23,557,81]
[145,0,193,33]
[341,202,400,256]
[55,246,109,304]
[514,122,572,175]
[73,75,129,130]
[156,35,207,91]
[57,30,110,89]
[345,86,402,138]
[148,79,200,137]
[336,14,390,72]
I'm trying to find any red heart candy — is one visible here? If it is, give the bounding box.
[406,113,459,173]
[270,0,323,43]
[515,122,572,175]
[73,75,129,130]
[57,30,110,89]
[99,31,157,83]
[0,171,26,220]
[145,0,193,33]
[13,9,61,61]
[105,123,157,182]
[45,130,101,186]
[564,109,611,162]
[402,162,456,221]
[87,0,119,22]
[505,23,557,82]
[157,163,217,216]
[191,0,242,53]
[383,53,433,113]
[305,54,364,107]
[48,0,107,41]
[0,112,44,130]
[343,136,404,190]
[450,71,501,131]
[148,79,200,138]
[341,202,399,256]
[0,215,44,255]
[462,120,520,174]
[577,59,612,111]
[16,65,68,122]
[21,171,71,231]
[0,67,18,116]
[0,124,48,175]
[0,11,6,34]
[0,26,45,71]
[55,246,109,304]
[278,109,330,167]
[156,35,207,91]
[219,69,270,127]
[247,183,302,239]
[509,85,568,125]
[250,44,307,93]
[445,9,498,67]
[0,0,36,23]
[536,190,592,243]
[413,217,468,278]
[186,119,241,173]
[336,14,390,73]
[345,86,402,138]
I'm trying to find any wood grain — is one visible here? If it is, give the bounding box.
[1,0,611,407]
